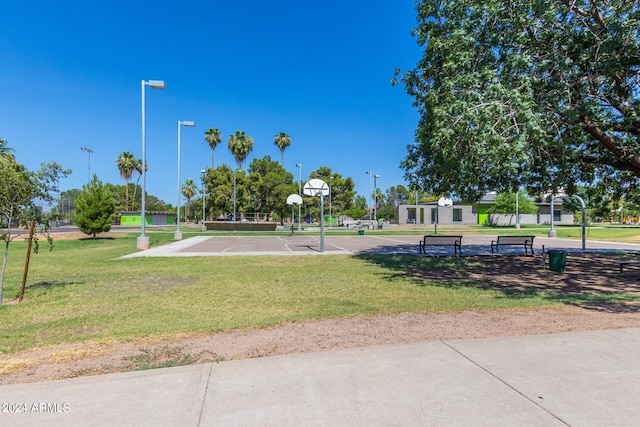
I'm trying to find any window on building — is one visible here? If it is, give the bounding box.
[453,208,462,222]
[554,210,561,222]
[431,208,437,224]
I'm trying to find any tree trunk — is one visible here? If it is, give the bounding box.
[0,238,8,304]
[18,220,36,302]
[125,180,130,211]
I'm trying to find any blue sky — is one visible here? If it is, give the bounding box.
[0,0,421,207]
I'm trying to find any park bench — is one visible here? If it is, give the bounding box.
[491,235,535,254]
[418,235,463,255]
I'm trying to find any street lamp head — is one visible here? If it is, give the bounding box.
[80,147,93,153]
[181,121,196,127]
[366,170,371,174]
[147,80,166,89]
[296,163,301,168]
[374,174,380,178]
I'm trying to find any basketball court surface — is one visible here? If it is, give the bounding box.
[122,233,640,258]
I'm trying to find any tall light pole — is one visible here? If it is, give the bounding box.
[233,168,238,222]
[366,171,372,228]
[80,147,92,184]
[374,174,380,227]
[327,175,334,227]
[174,120,196,240]
[138,79,166,250]
[296,163,302,230]
[201,169,206,231]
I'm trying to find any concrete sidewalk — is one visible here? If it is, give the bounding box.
[2,327,639,426]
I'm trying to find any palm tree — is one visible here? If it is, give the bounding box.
[373,188,385,209]
[0,137,16,163]
[204,127,222,168]
[131,158,149,211]
[227,130,254,170]
[116,151,136,211]
[273,132,291,167]
[181,179,198,222]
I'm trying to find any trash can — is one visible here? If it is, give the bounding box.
[358,230,365,236]
[548,250,567,273]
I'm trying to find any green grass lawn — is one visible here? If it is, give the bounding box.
[1,225,639,355]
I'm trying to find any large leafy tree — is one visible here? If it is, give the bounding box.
[386,185,411,209]
[203,164,234,219]
[347,195,368,220]
[105,183,167,213]
[233,170,248,220]
[308,167,356,221]
[561,184,613,222]
[201,158,298,222]
[73,175,115,239]
[273,132,291,168]
[398,1,640,202]
[116,151,136,211]
[227,130,254,170]
[204,127,222,168]
[487,192,539,226]
[366,185,411,223]
[375,185,411,222]
[247,156,296,222]
[105,183,126,211]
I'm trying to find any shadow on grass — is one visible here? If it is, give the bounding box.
[354,253,640,313]
[78,237,116,241]
[27,279,86,289]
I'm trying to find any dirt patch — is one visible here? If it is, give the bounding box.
[2,306,640,386]
[2,252,640,385]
